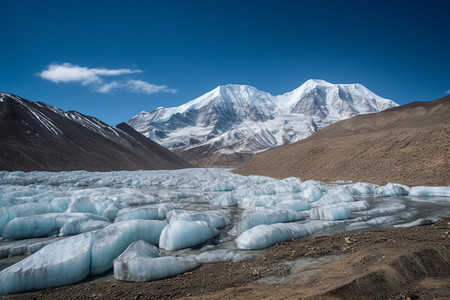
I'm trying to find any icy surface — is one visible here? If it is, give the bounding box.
[114,240,199,282]
[159,220,219,251]
[236,207,303,234]
[194,249,253,263]
[409,186,450,197]
[310,205,350,220]
[0,233,93,295]
[0,168,449,294]
[374,183,409,197]
[167,210,231,229]
[235,221,337,250]
[91,220,166,275]
[2,213,110,240]
[115,203,175,222]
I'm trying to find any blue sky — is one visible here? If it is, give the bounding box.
[1,0,449,125]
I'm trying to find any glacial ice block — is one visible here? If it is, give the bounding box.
[310,205,350,220]
[204,182,236,191]
[210,193,238,206]
[2,216,57,240]
[114,203,175,222]
[159,220,219,251]
[408,186,450,197]
[345,215,399,231]
[194,249,253,263]
[2,213,110,240]
[310,187,355,207]
[374,183,409,197]
[300,182,324,202]
[113,240,199,282]
[235,221,335,250]
[0,233,93,295]
[167,210,231,229]
[350,182,377,195]
[239,195,277,209]
[59,219,110,236]
[275,199,310,211]
[0,202,61,234]
[236,207,303,234]
[90,220,167,275]
[359,202,406,216]
[101,203,121,221]
[66,197,98,214]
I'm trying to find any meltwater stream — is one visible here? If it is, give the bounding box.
[0,168,449,294]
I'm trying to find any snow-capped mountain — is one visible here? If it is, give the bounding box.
[128,79,398,166]
[0,92,191,171]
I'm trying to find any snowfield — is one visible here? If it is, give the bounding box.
[0,169,449,294]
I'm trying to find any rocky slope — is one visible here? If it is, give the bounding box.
[235,95,450,186]
[128,80,397,167]
[0,92,192,171]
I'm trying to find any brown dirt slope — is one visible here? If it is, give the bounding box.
[235,96,450,186]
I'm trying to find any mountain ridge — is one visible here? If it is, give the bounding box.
[235,95,450,186]
[128,80,398,166]
[0,92,192,171]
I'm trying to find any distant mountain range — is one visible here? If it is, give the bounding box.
[0,92,191,171]
[128,79,398,167]
[235,95,450,186]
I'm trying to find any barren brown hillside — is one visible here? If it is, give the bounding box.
[235,96,450,186]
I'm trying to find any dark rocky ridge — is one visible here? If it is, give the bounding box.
[0,92,192,171]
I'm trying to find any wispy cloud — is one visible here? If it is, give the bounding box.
[125,80,177,94]
[39,63,176,95]
[446,90,450,95]
[39,63,141,84]
[96,80,177,94]
[97,81,122,93]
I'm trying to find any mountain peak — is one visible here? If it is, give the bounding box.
[303,79,333,87]
[218,84,264,98]
[211,84,262,98]
[128,80,398,167]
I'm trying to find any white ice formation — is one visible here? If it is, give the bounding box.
[159,220,219,251]
[113,240,199,282]
[0,168,449,294]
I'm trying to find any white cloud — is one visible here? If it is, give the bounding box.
[446,90,450,95]
[97,81,122,93]
[39,63,177,95]
[39,63,141,84]
[97,79,177,95]
[125,80,178,94]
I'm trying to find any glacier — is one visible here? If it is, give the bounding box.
[2,213,110,240]
[90,220,166,275]
[0,219,167,294]
[113,240,199,282]
[159,220,219,251]
[0,233,93,295]
[0,168,449,294]
[235,207,304,235]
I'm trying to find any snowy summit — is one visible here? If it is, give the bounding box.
[128,80,397,166]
